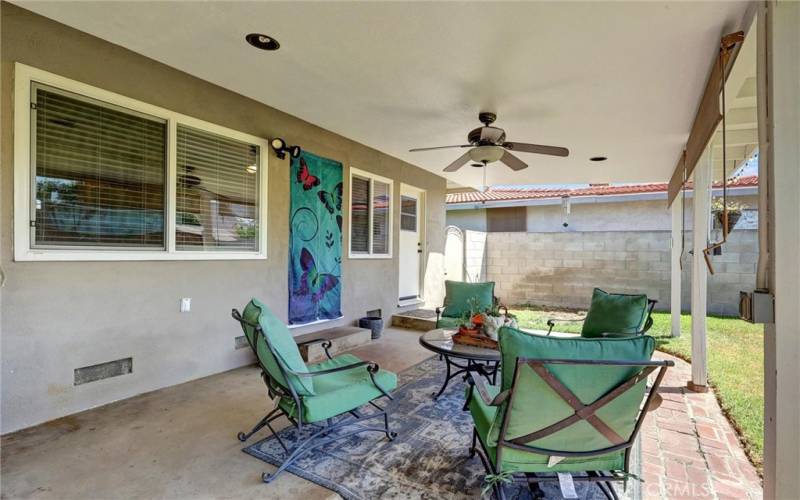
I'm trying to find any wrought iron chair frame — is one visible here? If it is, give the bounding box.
[231,309,396,483]
[546,298,658,337]
[466,357,672,500]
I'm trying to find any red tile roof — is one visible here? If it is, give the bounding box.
[446,175,758,204]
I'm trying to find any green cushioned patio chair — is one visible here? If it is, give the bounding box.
[547,288,657,338]
[232,299,397,483]
[435,280,498,329]
[466,327,671,499]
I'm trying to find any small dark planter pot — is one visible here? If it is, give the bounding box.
[359,316,384,340]
[716,211,742,233]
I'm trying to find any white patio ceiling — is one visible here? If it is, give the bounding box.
[15,1,752,189]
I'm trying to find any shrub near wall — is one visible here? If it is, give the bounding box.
[483,230,757,316]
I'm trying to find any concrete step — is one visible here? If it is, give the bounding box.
[391,309,437,331]
[295,326,372,363]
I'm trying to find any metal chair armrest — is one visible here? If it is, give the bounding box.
[466,371,509,407]
[293,361,395,400]
[296,338,333,359]
[546,316,587,335]
[294,361,369,377]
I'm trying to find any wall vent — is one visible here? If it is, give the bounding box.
[366,309,382,318]
[234,335,249,350]
[74,357,132,386]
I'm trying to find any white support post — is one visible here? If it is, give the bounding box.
[690,151,711,391]
[670,198,682,337]
[764,2,800,498]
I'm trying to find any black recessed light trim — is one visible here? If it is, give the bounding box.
[246,33,280,51]
[590,156,608,162]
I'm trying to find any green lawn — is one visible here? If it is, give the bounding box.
[509,306,765,470]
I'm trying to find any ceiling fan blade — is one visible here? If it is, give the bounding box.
[409,144,471,152]
[443,151,472,172]
[500,151,528,171]
[503,142,569,157]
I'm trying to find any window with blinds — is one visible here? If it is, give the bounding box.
[32,84,167,248]
[17,67,268,260]
[175,125,260,251]
[351,175,370,253]
[349,170,392,257]
[400,195,417,232]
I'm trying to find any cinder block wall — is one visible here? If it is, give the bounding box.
[478,230,757,316]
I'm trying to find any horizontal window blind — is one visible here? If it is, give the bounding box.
[372,180,390,254]
[33,84,167,248]
[176,125,260,251]
[350,175,370,253]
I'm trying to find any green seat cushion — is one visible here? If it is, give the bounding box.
[436,316,461,329]
[280,354,398,423]
[441,281,494,318]
[242,299,314,396]
[474,327,655,473]
[581,288,649,338]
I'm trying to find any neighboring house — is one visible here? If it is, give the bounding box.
[445,177,759,316]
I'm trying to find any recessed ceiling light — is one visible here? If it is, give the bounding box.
[590,156,608,162]
[246,33,280,51]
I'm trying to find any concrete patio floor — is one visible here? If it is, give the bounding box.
[1,327,761,500]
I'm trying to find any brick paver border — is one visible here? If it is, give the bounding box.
[641,352,762,500]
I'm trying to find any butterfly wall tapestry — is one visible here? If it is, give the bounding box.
[288,152,343,325]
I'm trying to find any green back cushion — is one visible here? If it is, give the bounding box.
[581,288,648,338]
[495,327,655,452]
[241,299,314,395]
[441,280,494,318]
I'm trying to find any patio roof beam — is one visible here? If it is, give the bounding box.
[668,31,747,206]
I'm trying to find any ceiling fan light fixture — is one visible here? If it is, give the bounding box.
[469,145,505,164]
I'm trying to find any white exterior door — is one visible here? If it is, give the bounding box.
[398,184,424,302]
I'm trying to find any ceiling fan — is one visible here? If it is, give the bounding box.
[408,112,569,172]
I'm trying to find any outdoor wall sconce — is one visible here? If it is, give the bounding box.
[270,138,301,160]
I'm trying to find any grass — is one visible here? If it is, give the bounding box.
[508,306,765,471]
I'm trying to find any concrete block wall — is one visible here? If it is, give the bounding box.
[480,230,757,316]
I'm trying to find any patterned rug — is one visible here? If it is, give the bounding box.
[243,356,640,499]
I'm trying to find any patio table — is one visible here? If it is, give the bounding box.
[419,328,501,400]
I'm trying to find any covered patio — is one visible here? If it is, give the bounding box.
[0,328,762,499]
[2,2,798,499]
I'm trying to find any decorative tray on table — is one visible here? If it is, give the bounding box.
[452,326,498,350]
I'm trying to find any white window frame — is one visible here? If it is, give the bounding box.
[13,63,269,261]
[348,167,393,259]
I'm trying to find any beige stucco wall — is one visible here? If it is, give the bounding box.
[0,4,446,433]
[445,209,487,232]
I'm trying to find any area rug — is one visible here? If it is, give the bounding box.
[243,356,640,499]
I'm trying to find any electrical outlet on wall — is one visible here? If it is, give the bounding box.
[180,298,191,312]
